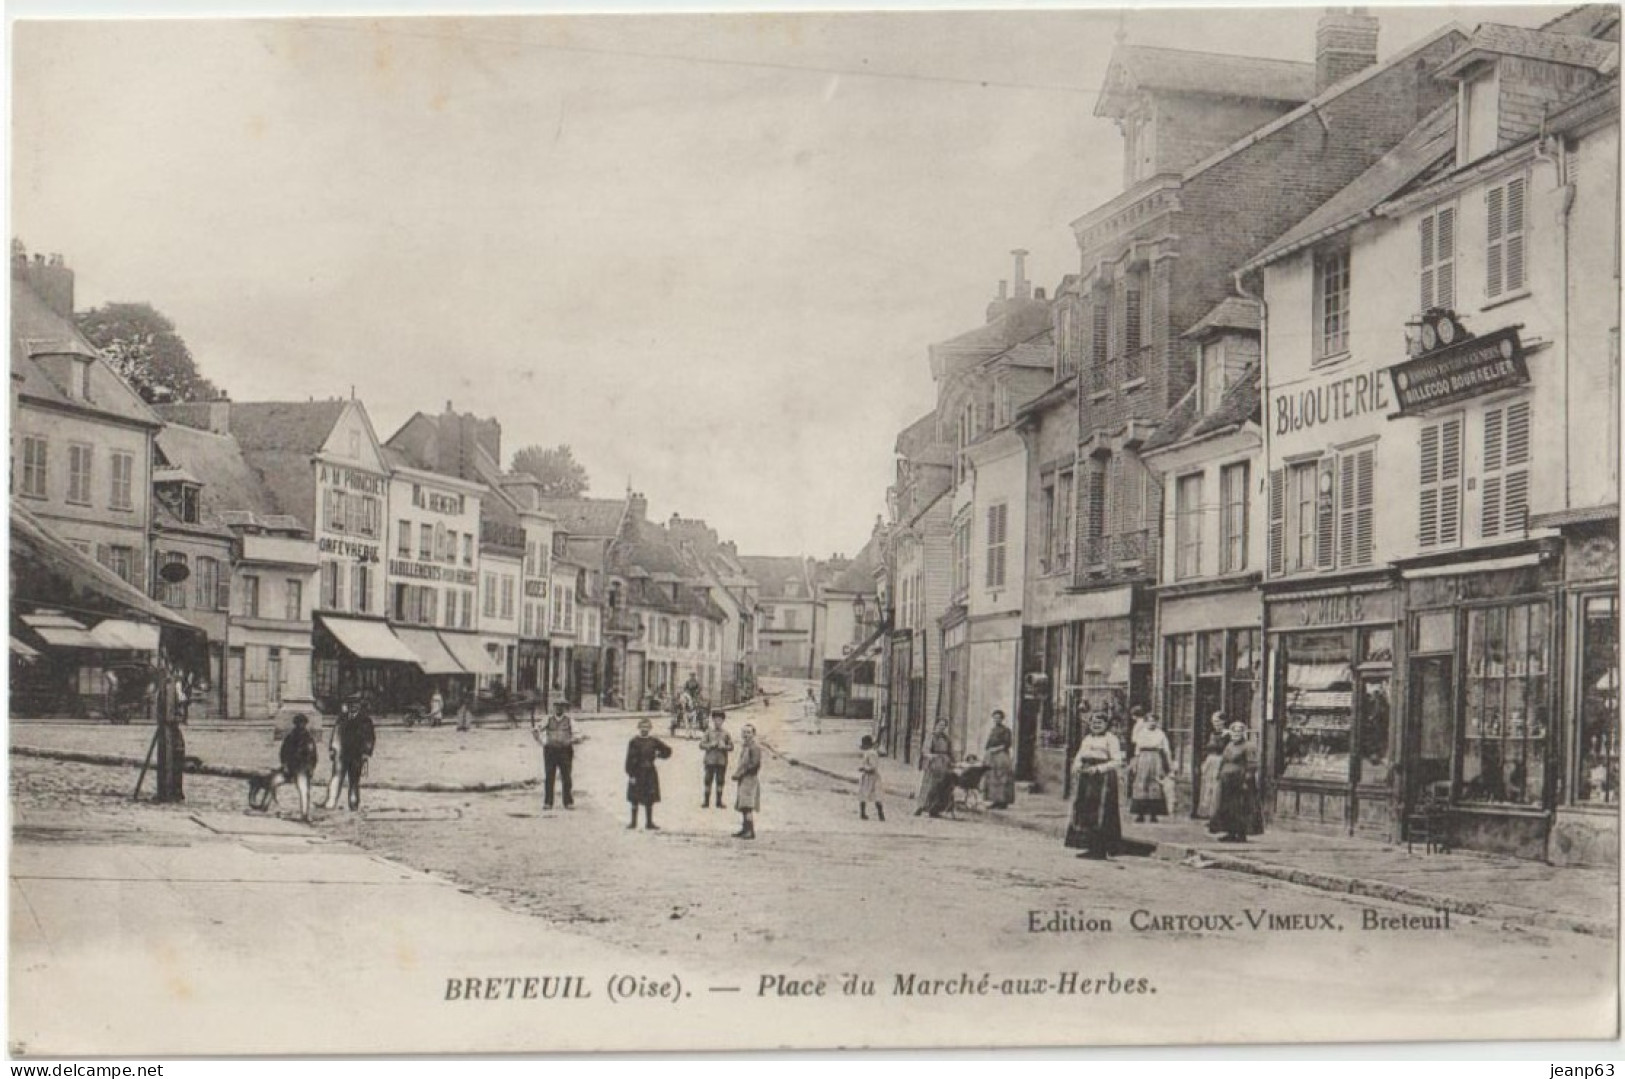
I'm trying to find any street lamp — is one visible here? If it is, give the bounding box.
[853,593,870,628]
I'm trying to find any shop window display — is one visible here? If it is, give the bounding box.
[1281,631,1354,783]
[1228,629,1259,731]
[1461,602,1549,806]
[1165,635,1194,775]
[1576,594,1618,806]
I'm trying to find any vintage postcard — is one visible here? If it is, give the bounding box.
[8,3,1620,1057]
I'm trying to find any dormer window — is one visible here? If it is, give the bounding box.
[1459,66,1499,165]
[180,484,200,524]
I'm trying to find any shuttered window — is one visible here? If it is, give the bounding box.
[1091,296,1110,368]
[1125,283,1143,355]
[1267,468,1286,577]
[1315,459,1336,569]
[985,501,1008,589]
[1337,447,1376,568]
[1482,400,1531,538]
[1486,176,1527,300]
[1419,204,1456,312]
[1418,416,1463,549]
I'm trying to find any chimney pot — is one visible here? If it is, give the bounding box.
[1035,286,1047,301]
[1012,249,1031,301]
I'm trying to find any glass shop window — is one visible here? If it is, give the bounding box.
[1280,630,1354,783]
[1576,594,1619,807]
[1461,602,1549,806]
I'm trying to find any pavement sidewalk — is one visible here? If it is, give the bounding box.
[763,714,1620,939]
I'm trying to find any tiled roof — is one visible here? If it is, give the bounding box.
[13,282,159,427]
[738,555,813,601]
[1246,102,1457,270]
[1097,44,1315,118]
[536,497,626,538]
[1015,374,1075,421]
[154,423,282,535]
[826,535,881,594]
[895,410,942,459]
[1541,4,1620,42]
[997,328,1055,369]
[1183,297,1261,339]
[1437,22,1620,78]
[1143,364,1261,452]
[212,400,347,456]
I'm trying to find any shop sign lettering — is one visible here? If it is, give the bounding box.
[1278,590,1395,627]
[412,484,467,516]
[1300,594,1363,626]
[524,580,549,598]
[320,464,386,496]
[1274,372,1390,435]
[318,536,380,563]
[389,558,477,586]
[1388,327,1527,416]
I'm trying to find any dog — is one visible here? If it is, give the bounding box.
[247,772,277,812]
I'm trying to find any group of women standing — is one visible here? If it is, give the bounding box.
[1065,706,1261,860]
[914,712,1019,818]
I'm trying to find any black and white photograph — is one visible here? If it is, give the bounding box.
[7,1,1621,1058]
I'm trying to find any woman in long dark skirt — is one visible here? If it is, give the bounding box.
[1065,714,1123,859]
[1208,720,1260,842]
[914,720,955,818]
[625,718,673,830]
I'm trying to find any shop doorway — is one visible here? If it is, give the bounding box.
[1408,655,1456,809]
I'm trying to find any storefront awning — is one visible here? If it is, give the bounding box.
[11,501,196,632]
[440,632,503,676]
[10,636,41,659]
[394,627,464,676]
[320,616,419,665]
[21,612,98,649]
[89,619,160,652]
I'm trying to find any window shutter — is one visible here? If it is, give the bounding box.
[1439,417,1462,546]
[1487,184,1505,298]
[1354,448,1375,566]
[1092,299,1110,368]
[1267,468,1284,576]
[1419,213,1435,311]
[217,572,231,611]
[1437,206,1456,309]
[1338,453,1358,568]
[1482,406,1504,538]
[1125,286,1142,354]
[1505,177,1526,293]
[1504,400,1530,533]
[1315,460,1336,569]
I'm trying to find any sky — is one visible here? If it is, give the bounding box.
[10,2,1563,559]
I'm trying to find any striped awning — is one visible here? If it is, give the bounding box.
[394,627,464,676]
[440,632,503,676]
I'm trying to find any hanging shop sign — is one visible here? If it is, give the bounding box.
[1388,324,1527,417]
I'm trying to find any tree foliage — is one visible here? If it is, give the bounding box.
[511,444,590,498]
[75,302,220,404]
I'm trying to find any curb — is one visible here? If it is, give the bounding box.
[10,745,539,795]
[763,742,1614,939]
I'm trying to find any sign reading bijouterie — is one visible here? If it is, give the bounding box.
[1388,326,1527,416]
[319,537,380,563]
[389,558,478,586]
[1272,370,1390,435]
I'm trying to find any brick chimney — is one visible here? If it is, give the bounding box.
[12,245,76,320]
[627,491,648,524]
[1011,249,1031,301]
[1316,8,1379,93]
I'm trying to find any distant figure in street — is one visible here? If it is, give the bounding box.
[152,666,186,803]
[103,668,121,723]
[1208,720,1261,843]
[983,710,1016,809]
[427,687,444,726]
[1198,711,1228,819]
[269,714,319,820]
[1065,713,1123,860]
[1128,710,1171,823]
[322,700,352,810]
[699,710,734,808]
[803,688,822,734]
[858,735,884,821]
[624,718,673,830]
[914,720,954,818]
[173,674,190,723]
[534,700,582,810]
[330,697,377,811]
[732,724,761,839]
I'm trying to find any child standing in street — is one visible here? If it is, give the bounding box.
[858,735,884,821]
[732,724,762,839]
[624,718,673,830]
[699,710,734,809]
[269,713,319,820]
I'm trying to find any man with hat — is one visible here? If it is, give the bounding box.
[532,700,583,810]
[269,714,319,820]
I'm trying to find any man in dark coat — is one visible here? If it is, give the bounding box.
[624,717,672,830]
[153,664,186,803]
[337,697,377,811]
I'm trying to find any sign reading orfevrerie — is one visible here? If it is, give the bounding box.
[1387,326,1529,416]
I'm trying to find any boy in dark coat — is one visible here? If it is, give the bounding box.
[624,717,673,830]
[269,714,320,820]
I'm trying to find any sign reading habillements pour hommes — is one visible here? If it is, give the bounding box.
[1388,326,1528,416]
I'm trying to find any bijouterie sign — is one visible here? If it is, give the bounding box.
[1388,326,1527,416]
[1273,371,1390,434]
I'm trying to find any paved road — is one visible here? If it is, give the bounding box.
[10,682,1617,1052]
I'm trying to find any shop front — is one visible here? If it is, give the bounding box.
[1548,520,1618,866]
[516,638,548,696]
[312,614,420,713]
[1264,579,1400,838]
[941,611,968,753]
[1399,545,1563,860]
[1157,583,1261,817]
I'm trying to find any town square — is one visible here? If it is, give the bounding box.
[7,3,1621,1058]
